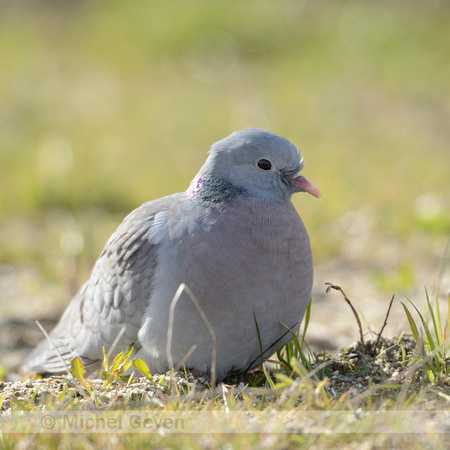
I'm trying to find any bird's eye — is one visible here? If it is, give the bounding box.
[257,159,272,170]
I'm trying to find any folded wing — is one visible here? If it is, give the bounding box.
[23,197,173,374]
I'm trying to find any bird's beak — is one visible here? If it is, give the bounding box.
[291,174,321,199]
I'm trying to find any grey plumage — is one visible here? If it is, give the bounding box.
[23,128,320,381]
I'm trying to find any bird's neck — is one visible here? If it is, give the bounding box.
[186,173,245,202]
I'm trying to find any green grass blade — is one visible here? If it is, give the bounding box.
[71,357,86,385]
[124,343,135,362]
[401,302,420,342]
[434,286,443,343]
[276,348,291,373]
[132,359,158,388]
[425,287,440,347]
[111,350,125,372]
[182,366,191,394]
[10,396,32,411]
[300,299,312,349]
[121,360,133,374]
[406,297,437,353]
[447,292,450,353]
[253,312,264,369]
[291,332,311,370]
[262,363,276,389]
[102,346,110,372]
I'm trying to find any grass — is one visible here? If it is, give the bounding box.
[1,0,449,447]
[402,288,450,385]
[275,300,314,376]
[1,288,449,447]
[1,2,449,233]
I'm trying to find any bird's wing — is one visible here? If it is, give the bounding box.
[23,196,176,374]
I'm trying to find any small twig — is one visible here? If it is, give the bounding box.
[374,294,395,349]
[253,312,265,371]
[35,322,97,405]
[107,325,126,357]
[325,283,364,346]
[222,384,230,414]
[245,321,299,374]
[167,283,217,388]
[174,344,198,373]
[35,320,73,379]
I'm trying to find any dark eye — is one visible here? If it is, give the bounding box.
[257,159,272,170]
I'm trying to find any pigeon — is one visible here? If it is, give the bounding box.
[23,128,320,381]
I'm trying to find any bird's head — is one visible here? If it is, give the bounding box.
[189,128,320,203]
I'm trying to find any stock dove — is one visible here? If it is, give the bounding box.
[24,129,320,381]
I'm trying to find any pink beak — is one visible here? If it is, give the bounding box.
[291,174,321,199]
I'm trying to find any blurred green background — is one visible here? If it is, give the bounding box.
[0,0,449,322]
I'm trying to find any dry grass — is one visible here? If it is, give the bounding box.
[1,1,449,447]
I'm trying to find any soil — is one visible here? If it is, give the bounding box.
[1,334,448,416]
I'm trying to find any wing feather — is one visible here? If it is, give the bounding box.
[23,197,176,374]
